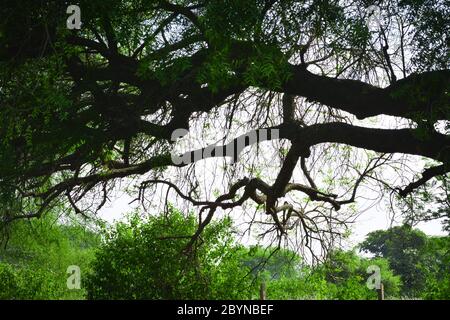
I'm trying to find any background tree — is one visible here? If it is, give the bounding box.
[360,225,450,298]
[242,245,302,279]
[421,236,450,299]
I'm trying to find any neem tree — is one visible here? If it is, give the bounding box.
[0,0,448,257]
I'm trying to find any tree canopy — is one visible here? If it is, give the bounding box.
[360,225,450,297]
[0,0,449,257]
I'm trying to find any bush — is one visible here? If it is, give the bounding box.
[321,250,402,299]
[263,250,402,300]
[0,212,99,299]
[85,209,256,299]
[0,262,62,299]
[0,263,19,299]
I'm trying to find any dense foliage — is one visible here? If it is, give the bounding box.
[85,209,256,299]
[0,212,99,299]
[263,250,401,299]
[361,225,450,298]
[81,211,449,300]
[0,208,448,300]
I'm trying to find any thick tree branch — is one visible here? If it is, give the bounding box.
[282,66,449,120]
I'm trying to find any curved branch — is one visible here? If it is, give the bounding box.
[398,164,450,197]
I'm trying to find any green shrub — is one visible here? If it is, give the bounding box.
[85,209,255,299]
[0,212,99,299]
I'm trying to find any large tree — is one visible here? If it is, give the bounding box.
[0,0,448,257]
[360,225,450,297]
[360,225,428,296]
